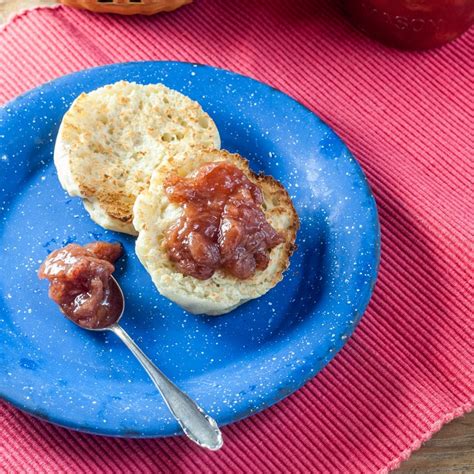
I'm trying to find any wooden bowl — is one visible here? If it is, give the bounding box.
[58,0,192,15]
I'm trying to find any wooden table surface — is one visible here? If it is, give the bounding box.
[1,1,473,472]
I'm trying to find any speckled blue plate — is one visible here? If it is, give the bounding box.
[0,61,380,437]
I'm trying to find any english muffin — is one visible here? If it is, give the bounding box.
[133,147,299,315]
[54,81,221,235]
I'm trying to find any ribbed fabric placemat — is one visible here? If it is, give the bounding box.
[0,2,472,472]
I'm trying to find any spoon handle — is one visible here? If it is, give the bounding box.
[109,323,223,450]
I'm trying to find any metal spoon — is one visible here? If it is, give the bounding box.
[83,276,223,450]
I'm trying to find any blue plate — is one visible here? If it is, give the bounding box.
[0,61,380,437]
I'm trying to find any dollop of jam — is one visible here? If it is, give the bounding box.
[164,162,284,280]
[38,242,123,329]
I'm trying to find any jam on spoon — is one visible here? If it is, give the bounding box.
[38,241,123,329]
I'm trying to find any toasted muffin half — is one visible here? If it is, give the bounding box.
[133,147,299,315]
[54,81,221,235]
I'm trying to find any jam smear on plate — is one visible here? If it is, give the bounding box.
[164,161,284,280]
[38,242,123,329]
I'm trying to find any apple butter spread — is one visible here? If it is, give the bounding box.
[164,162,284,280]
[38,242,123,329]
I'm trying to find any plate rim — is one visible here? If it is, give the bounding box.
[0,60,381,437]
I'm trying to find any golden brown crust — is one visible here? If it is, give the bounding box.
[79,184,135,223]
[257,175,299,286]
[58,0,191,15]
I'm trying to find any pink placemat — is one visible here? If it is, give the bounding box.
[0,2,472,472]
